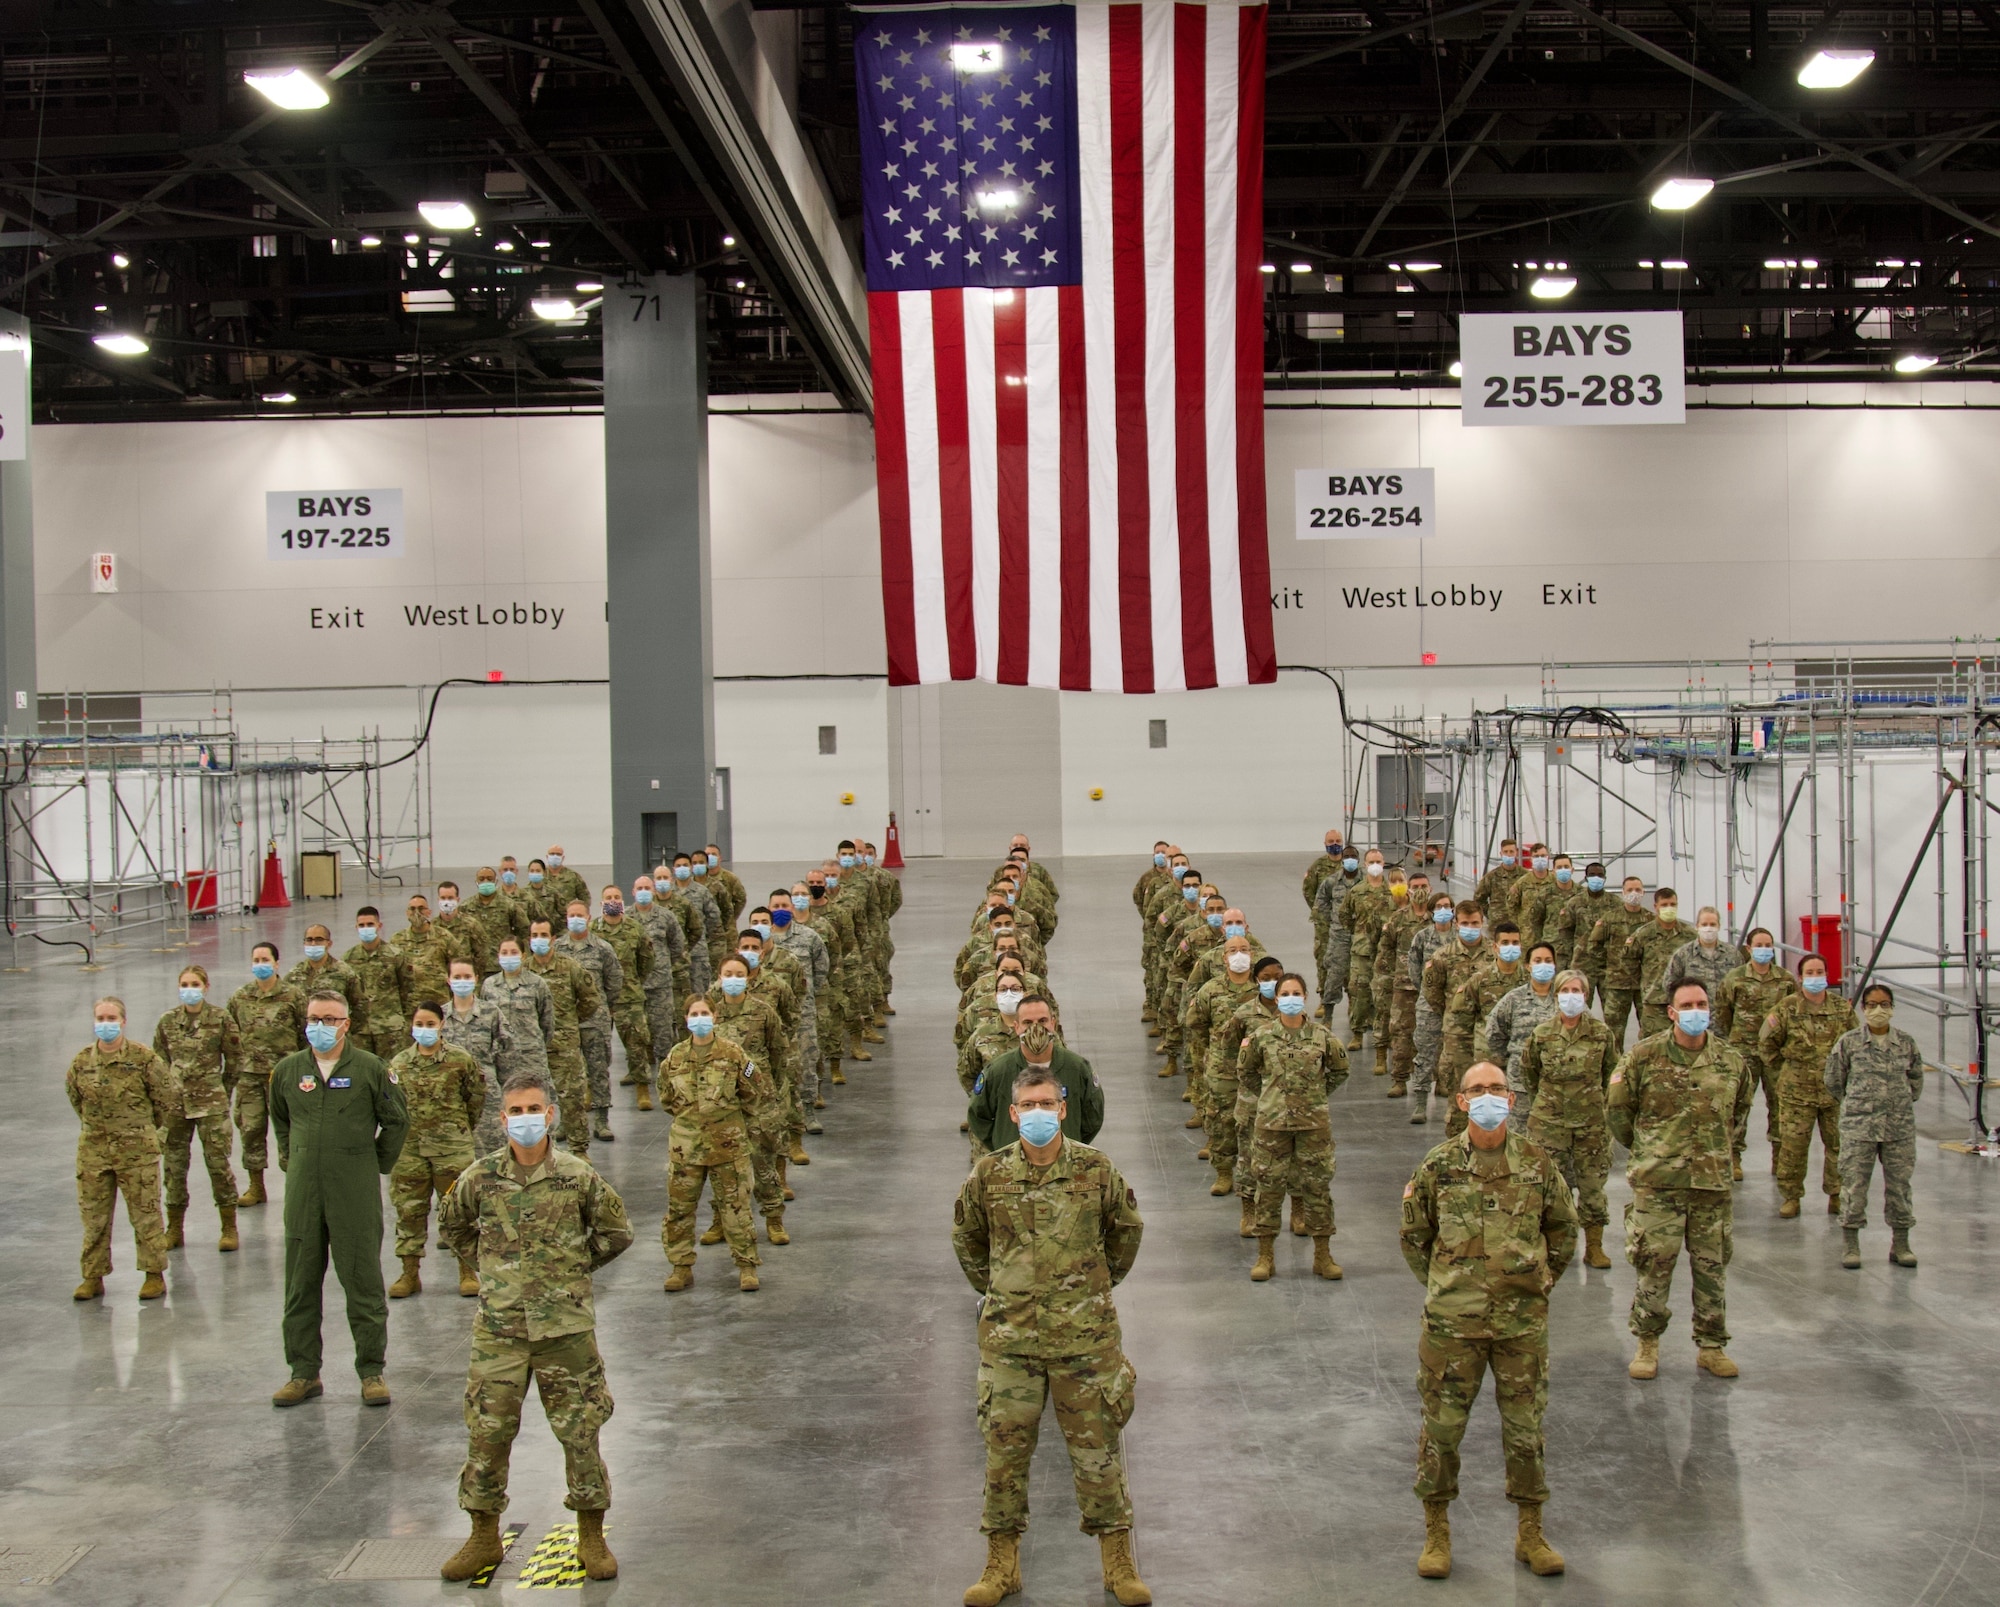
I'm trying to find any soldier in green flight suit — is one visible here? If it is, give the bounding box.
[268,990,408,1409]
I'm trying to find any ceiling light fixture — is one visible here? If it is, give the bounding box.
[1448,360,1463,378]
[531,295,578,320]
[1290,261,1313,274]
[1650,175,1714,210]
[1893,353,1938,373]
[1403,261,1442,272]
[417,200,475,230]
[360,234,382,248]
[262,392,298,404]
[1798,48,1874,88]
[111,252,130,269]
[243,66,330,110]
[721,234,736,247]
[575,280,604,293]
[1259,263,1276,274]
[93,333,149,356]
[530,238,552,249]
[495,240,515,252]
[1662,258,1689,270]
[1529,273,1577,299]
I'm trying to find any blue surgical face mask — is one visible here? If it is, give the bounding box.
[1182,885,1198,902]
[1531,961,1556,984]
[738,950,761,970]
[506,1111,549,1146]
[547,853,563,867]
[412,1024,441,1047]
[179,985,205,1006]
[1558,991,1587,1018]
[251,961,276,981]
[839,854,855,869]
[529,871,545,885]
[477,881,497,897]
[635,889,654,905]
[1585,875,1605,893]
[1498,943,1522,963]
[305,1021,340,1054]
[1153,852,1167,867]
[1459,927,1482,944]
[752,922,772,941]
[1016,1107,1062,1146]
[1224,922,1246,938]
[719,976,748,997]
[357,925,379,943]
[772,908,793,928]
[1677,1007,1711,1036]
[567,916,588,935]
[1433,908,1452,926]
[1206,912,1223,928]
[93,1019,122,1043]
[1277,995,1306,1017]
[1532,856,1551,872]
[826,873,840,889]
[693,861,709,876]
[1467,1092,1511,1130]
[499,953,522,973]
[1343,856,1359,873]
[686,1014,714,1038]
[303,943,326,961]
[1556,867,1573,884]
[501,870,517,886]
[674,865,691,880]
[530,936,551,955]
[707,853,720,867]
[1258,979,1278,999]
[450,977,475,997]
[1802,975,1829,995]
[1751,945,1776,964]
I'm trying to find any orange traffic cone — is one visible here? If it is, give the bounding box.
[882,813,906,869]
[256,840,291,910]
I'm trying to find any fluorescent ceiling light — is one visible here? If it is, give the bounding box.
[1403,261,1442,272]
[721,234,736,247]
[1290,262,1313,274]
[1798,48,1874,88]
[417,200,475,231]
[93,333,149,356]
[1259,263,1276,274]
[401,288,456,313]
[244,66,329,110]
[1893,353,1938,373]
[1448,360,1463,378]
[1529,274,1577,299]
[575,280,604,293]
[1650,175,1714,210]
[1662,258,1689,270]
[531,296,578,320]
[1638,259,1656,268]
[111,252,130,268]
[359,234,381,248]
[530,239,552,249]
[495,240,515,252]
[262,392,297,404]
[950,41,1003,72]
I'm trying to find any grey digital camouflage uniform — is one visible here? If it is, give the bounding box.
[442,996,512,1156]
[1314,865,1362,1002]
[1660,938,1748,1016]
[1400,1129,1576,1506]
[773,917,831,1104]
[1483,982,1560,1121]
[1824,1023,1925,1230]
[952,1140,1144,1537]
[557,931,623,1114]
[440,1146,632,1515]
[69,1038,176,1279]
[633,898,689,1064]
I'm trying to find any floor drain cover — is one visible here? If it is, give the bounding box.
[327,1538,465,1581]
[0,1546,91,1586]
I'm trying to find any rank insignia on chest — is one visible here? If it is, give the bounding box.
[329,1076,352,1089]
[299,1078,316,1092]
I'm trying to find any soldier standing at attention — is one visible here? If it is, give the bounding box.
[1608,979,1756,1382]
[1824,982,1926,1269]
[952,1063,1149,1607]
[1516,971,1620,1271]
[1661,908,1746,1023]
[660,994,768,1292]
[1581,876,1652,1043]
[1624,888,1698,1040]
[559,899,624,1144]
[1313,844,1364,1019]
[268,991,408,1408]
[542,844,590,918]
[1762,953,1858,1219]
[70,996,176,1302]
[1237,972,1350,1282]
[1372,869,1432,1092]
[1301,827,1347,988]
[1712,926,1798,1179]
[345,906,413,1062]
[442,957,511,1157]
[287,925,369,1035]
[438,1069,632,1583]
[631,873,691,1084]
[227,942,307,1210]
[592,886,655,1110]
[152,966,242,1254]
[1338,851,1399,1056]
[1400,1059,1574,1580]
[386,1001,486,1300]
[1473,839,1524,924]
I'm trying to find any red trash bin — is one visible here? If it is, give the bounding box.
[1799,913,1844,985]
[185,870,218,915]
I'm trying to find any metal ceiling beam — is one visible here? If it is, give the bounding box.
[1270,169,2000,201]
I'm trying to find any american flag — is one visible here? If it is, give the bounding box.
[857,3,1276,692]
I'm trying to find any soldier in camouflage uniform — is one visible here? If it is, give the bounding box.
[465,867,531,969]
[1133,844,1173,988]
[1158,889,1226,1074]
[437,1069,632,1584]
[1440,926,1528,1138]
[1416,905,1490,1127]
[705,845,748,929]
[1372,870,1433,1089]
[1472,840,1523,927]
[592,889,655,1109]
[1549,862,1614,973]
[227,943,307,1206]
[525,919,602,1159]
[287,925,370,1036]
[1517,972,1620,1269]
[670,852,730,980]
[1185,935,1259,1133]
[738,928,809,1161]
[1623,889,1697,1039]
[1825,983,1926,1268]
[1712,927,1798,1175]
[386,1003,485,1300]
[558,898,624,1142]
[1400,1059,1575,1581]
[1205,957,1285,1199]
[391,894,470,1015]
[653,863,711,994]
[1336,853,1398,1051]
[541,845,590,921]
[1582,877,1653,1042]
[152,965,242,1253]
[437,881,499,982]
[794,879,851,1086]
[444,957,511,1157]
[480,941,553,1099]
[1504,850,1559,944]
[1238,973,1350,1280]
[769,890,832,1114]
[1301,829,1349,975]
[1404,895,1456,1109]
[345,906,413,1062]
[520,858,562,933]
[1761,954,1857,1217]
[632,874,690,1074]
[70,997,176,1301]
[951,1063,1150,1607]
[1608,978,1757,1381]
[706,958,796,1242]
[660,1000,769,1290]
[1661,908,1747,1025]
[1514,853,1572,950]
[1483,940,1562,1123]
[1313,850,1365,1013]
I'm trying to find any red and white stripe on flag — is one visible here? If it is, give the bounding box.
[872,2,1275,692]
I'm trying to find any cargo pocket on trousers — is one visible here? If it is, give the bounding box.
[1098,1355,1136,1433]
[975,1376,994,1432]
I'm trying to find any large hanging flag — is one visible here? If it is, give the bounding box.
[857,2,1276,692]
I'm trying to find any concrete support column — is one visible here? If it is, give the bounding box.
[604,273,712,877]
[0,310,34,739]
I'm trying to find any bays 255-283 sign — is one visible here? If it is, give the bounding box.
[1460,311,1684,427]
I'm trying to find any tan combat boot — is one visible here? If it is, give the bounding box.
[963,1531,1022,1606]
[361,1375,391,1406]
[636,1085,654,1111]
[662,1264,695,1292]
[73,1276,104,1301]
[862,1025,886,1045]
[1312,1236,1343,1280]
[789,1138,810,1165]
[1290,1198,1308,1238]
[1250,1238,1277,1282]
[271,1376,323,1407]
[766,1212,790,1246]
[780,1160,795,1202]
[700,1217,726,1245]
[1842,1229,1863,1268]
[1515,1503,1565,1575]
[388,1256,422,1298]
[1209,1166,1233,1197]
[166,1204,186,1250]
[440,1511,504,1581]
[1696,1346,1740,1378]
[1890,1229,1918,1267]
[1387,1077,1408,1099]
[237,1171,266,1207]
[457,1256,480,1297]
[1628,1336,1660,1380]
[138,1272,166,1300]
[218,1205,240,1253]
[1099,1530,1153,1605]
[737,1264,760,1292]
[848,1035,873,1063]
[1184,1113,1202,1129]
[829,1059,846,1085]
[1346,1030,1363,1051]
[1156,1056,1175,1077]
[1583,1225,1612,1269]
[576,1509,617,1580]
[1777,1197,1800,1218]
[1238,1199,1256,1239]
[1197,1145,1211,1160]
[1417,1500,1451,1578]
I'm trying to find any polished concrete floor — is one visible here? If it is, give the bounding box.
[3,852,1999,1604]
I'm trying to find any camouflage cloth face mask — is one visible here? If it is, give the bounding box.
[1020,1023,1056,1060]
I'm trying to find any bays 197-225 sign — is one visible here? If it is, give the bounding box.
[265,489,405,558]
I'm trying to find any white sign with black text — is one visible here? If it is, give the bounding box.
[0,348,27,462]
[1460,311,1685,428]
[265,488,405,558]
[1295,467,1435,540]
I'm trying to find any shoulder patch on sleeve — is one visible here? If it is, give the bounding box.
[1609,1071,1623,1083]
[1127,1187,1137,1207]
[386,1068,399,1084]
[1403,1181,1415,1198]
[954,1198,965,1225]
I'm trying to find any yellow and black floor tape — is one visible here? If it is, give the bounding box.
[466,1523,527,1590]
[513,1521,611,1590]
